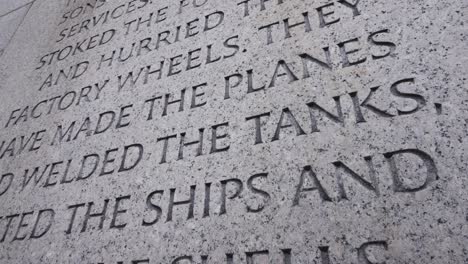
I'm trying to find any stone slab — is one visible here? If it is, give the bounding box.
[0,0,466,263]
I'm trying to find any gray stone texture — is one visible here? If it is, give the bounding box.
[0,0,467,263]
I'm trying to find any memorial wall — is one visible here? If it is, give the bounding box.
[0,0,466,263]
